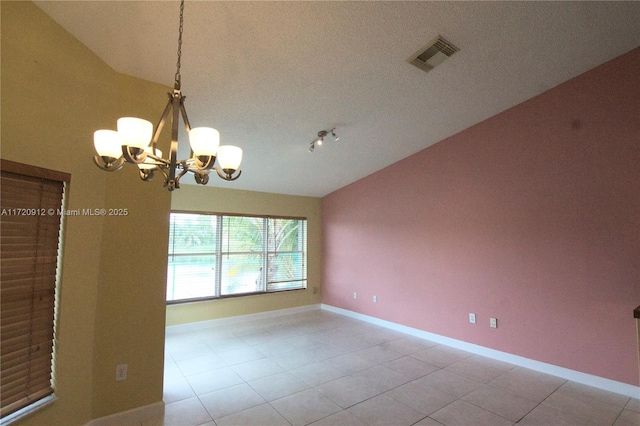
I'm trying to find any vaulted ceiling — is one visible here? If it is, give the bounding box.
[35,1,640,197]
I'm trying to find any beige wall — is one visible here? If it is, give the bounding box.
[167,185,322,326]
[2,2,170,423]
[89,72,172,418]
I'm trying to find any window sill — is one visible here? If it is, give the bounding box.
[166,286,307,305]
[1,395,57,425]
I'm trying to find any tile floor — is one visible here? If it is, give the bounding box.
[147,310,638,425]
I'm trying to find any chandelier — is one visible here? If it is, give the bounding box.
[92,0,242,191]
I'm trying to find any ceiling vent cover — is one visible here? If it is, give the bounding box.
[409,35,459,73]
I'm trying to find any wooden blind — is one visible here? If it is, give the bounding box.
[0,160,69,419]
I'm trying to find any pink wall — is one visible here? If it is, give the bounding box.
[321,47,640,386]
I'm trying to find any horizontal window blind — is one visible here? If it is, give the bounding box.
[220,216,264,296]
[266,218,307,292]
[167,213,218,301]
[0,160,68,419]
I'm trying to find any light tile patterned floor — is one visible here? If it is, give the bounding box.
[144,310,638,425]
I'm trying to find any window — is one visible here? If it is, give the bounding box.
[167,213,307,302]
[0,160,68,420]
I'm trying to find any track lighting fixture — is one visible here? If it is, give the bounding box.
[308,128,339,153]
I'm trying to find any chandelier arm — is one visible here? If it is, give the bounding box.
[179,101,196,159]
[149,96,174,151]
[194,155,216,171]
[177,165,191,181]
[179,101,191,133]
[144,153,170,166]
[215,168,242,181]
[139,169,155,182]
[166,91,182,188]
[172,164,191,188]
[122,146,147,164]
[93,156,125,171]
[156,165,169,181]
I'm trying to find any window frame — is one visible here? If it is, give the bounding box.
[0,159,69,422]
[166,211,307,304]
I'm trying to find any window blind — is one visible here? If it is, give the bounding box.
[167,212,307,303]
[167,213,218,301]
[167,214,218,300]
[266,218,307,292]
[0,160,68,419]
[220,216,264,296]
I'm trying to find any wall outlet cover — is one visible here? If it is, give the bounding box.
[116,364,128,381]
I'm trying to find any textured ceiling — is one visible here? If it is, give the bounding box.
[35,1,640,197]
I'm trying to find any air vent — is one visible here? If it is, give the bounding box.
[409,36,459,73]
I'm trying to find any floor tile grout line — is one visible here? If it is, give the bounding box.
[461,388,541,425]
[410,415,445,426]
[513,379,571,425]
[193,393,215,426]
[264,397,296,426]
[540,381,629,426]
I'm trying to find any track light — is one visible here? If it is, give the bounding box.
[308,127,338,153]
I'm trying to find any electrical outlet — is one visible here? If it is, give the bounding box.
[116,364,128,381]
[490,317,497,328]
[469,313,476,324]
[373,295,377,303]
[353,292,357,299]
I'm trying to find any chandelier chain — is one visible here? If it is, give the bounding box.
[174,0,185,89]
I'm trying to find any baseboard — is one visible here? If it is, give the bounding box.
[166,303,321,334]
[84,401,164,426]
[321,304,640,398]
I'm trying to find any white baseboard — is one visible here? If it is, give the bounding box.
[166,303,321,334]
[321,304,640,398]
[84,401,164,426]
